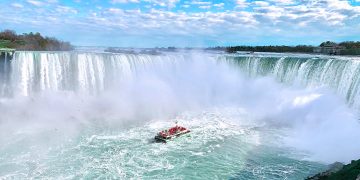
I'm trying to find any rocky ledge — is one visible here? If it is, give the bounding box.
[306,160,360,180]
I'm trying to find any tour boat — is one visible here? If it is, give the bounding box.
[154,125,190,142]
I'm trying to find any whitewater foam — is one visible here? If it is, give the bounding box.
[1,51,360,178]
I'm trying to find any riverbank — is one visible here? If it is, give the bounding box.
[0,30,73,51]
[306,159,360,179]
[206,41,360,55]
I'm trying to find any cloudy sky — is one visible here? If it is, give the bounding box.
[0,0,359,47]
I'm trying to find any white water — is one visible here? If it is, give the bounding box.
[0,51,360,178]
[223,54,360,109]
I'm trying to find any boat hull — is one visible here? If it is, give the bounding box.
[154,130,190,143]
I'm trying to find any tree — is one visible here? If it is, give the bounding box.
[0,29,17,41]
[320,41,337,47]
[0,30,73,51]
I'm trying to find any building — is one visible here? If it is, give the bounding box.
[313,44,345,55]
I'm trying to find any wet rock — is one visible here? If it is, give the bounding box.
[306,159,360,180]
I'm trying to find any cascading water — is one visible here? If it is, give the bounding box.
[0,51,12,96]
[9,52,187,96]
[1,51,360,179]
[221,54,360,109]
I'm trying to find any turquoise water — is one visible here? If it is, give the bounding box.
[0,109,326,179]
[2,51,360,179]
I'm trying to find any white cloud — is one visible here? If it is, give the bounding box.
[182,4,190,8]
[269,0,295,5]
[26,0,44,6]
[11,3,24,8]
[111,0,140,3]
[107,8,124,14]
[190,1,212,5]
[214,3,225,8]
[2,0,360,47]
[235,0,249,8]
[253,1,270,7]
[56,6,78,14]
[7,0,360,31]
[144,0,180,8]
[251,0,360,26]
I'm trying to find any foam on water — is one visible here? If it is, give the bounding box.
[222,54,360,109]
[1,51,360,179]
[0,108,325,179]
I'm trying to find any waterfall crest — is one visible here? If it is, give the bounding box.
[3,52,360,110]
[7,52,187,96]
[222,55,360,109]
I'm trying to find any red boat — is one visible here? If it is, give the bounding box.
[154,125,190,142]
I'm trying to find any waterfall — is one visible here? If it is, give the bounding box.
[3,51,360,110]
[1,51,360,169]
[7,51,188,96]
[0,51,12,96]
[221,55,360,109]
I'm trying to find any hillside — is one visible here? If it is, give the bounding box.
[0,30,73,51]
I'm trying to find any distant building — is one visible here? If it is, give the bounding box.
[313,44,345,55]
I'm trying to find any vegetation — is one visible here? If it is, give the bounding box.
[340,48,360,55]
[224,45,314,53]
[306,159,360,180]
[0,30,73,51]
[339,41,360,49]
[320,41,337,47]
[206,41,360,55]
[338,41,360,55]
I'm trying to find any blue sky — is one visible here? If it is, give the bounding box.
[0,0,360,47]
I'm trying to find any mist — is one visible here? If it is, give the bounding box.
[0,52,360,165]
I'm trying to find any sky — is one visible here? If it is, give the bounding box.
[0,0,360,47]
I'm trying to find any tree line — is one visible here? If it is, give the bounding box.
[223,45,314,53]
[0,30,73,51]
[320,41,360,49]
[208,41,360,55]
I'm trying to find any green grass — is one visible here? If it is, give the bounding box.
[0,39,25,49]
[0,40,11,48]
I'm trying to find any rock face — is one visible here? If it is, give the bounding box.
[306,162,344,180]
[306,160,360,180]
